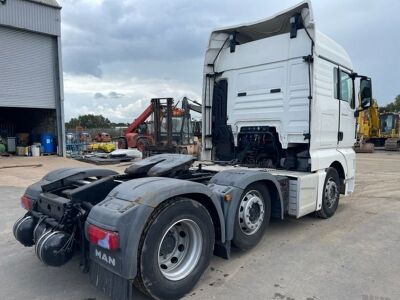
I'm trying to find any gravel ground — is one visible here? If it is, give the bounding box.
[0,152,399,300]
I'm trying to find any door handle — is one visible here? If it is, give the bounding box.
[338,131,343,141]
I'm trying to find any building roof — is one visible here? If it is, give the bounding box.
[25,0,61,9]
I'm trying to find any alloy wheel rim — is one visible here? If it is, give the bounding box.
[158,219,203,281]
[238,190,265,235]
[325,178,338,208]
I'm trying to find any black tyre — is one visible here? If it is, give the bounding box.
[135,198,215,300]
[316,167,340,219]
[232,183,271,250]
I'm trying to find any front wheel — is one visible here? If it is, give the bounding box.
[135,198,215,300]
[316,167,340,219]
[232,183,271,250]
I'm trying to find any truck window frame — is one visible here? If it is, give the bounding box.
[333,67,355,109]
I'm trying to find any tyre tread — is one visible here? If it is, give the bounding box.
[134,198,214,299]
[316,167,340,219]
[232,182,271,251]
[134,199,174,297]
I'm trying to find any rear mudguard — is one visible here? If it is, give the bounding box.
[86,177,226,280]
[208,169,285,241]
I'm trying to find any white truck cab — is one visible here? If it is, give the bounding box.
[201,0,371,218]
[13,2,373,300]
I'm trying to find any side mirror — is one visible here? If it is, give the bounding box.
[360,78,372,109]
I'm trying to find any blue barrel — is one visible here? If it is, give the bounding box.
[41,134,55,154]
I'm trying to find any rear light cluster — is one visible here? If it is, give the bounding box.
[21,195,32,211]
[87,224,119,251]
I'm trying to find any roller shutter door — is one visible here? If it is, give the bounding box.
[0,26,57,109]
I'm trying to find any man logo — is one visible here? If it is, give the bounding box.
[95,249,116,267]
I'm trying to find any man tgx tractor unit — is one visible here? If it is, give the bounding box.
[13,2,372,300]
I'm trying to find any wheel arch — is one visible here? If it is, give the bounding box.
[114,177,226,243]
[209,169,285,242]
[178,192,224,244]
[329,161,345,194]
[210,169,285,220]
[231,178,283,220]
[257,179,283,219]
[87,177,226,281]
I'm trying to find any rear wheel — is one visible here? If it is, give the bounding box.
[232,183,271,250]
[135,198,214,300]
[316,167,340,219]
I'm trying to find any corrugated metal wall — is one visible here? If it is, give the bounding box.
[0,0,60,36]
[0,0,64,155]
[0,26,57,109]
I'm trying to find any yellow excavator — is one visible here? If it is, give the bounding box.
[355,100,380,153]
[355,100,400,152]
[380,112,400,151]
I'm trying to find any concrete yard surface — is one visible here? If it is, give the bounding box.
[0,152,399,300]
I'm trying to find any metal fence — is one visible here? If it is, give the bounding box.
[65,127,126,157]
[65,127,127,139]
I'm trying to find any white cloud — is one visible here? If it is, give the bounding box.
[63,73,200,122]
[60,0,400,122]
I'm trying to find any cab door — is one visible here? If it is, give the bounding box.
[315,59,340,149]
[336,68,356,148]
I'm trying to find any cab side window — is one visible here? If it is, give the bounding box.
[333,68,355,109]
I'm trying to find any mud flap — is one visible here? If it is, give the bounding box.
[90,261,134,300]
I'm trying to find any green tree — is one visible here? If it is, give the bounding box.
[379,95,400,113]
[65,114,112,129]
[111,122,129,127]
[65,117,80,129]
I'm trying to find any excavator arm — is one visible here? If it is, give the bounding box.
[369,101,380,137]
[187,102,202,114]
[182,97,202,114]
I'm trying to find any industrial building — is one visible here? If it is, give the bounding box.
[0,0,64,156]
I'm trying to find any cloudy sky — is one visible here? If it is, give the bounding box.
[61,0,400,122]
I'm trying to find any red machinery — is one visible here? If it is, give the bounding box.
[118,97,202,154]
[117,103,154,151]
